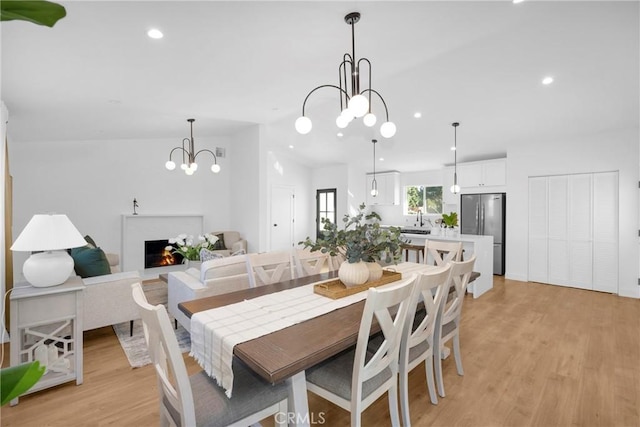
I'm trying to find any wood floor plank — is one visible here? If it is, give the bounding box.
[1,276,639,426]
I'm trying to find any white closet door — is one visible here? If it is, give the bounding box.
[528,177,549,283]
[567,174,593,289]
[592,171,618,292]
[547,175,570,285]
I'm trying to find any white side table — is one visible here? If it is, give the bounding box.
[9,276,85,405]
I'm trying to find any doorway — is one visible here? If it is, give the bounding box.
[316,189,337,239]
[270,185,295,251]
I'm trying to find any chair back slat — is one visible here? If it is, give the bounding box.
[440,255,476,326]
[352,275,417,403]
[248,250,295,287]
[131,283,196,427]
[423,240,463,266]
[294,247,331,278]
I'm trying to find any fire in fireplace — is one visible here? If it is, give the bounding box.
[144,239,184,269]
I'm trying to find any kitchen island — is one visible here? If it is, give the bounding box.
[399,231,494,298]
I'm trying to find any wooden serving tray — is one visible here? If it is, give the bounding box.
[314,270,403,299]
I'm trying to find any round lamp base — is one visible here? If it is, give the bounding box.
[23,251,75,287]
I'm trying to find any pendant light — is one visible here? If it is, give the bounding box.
[295,12,396,138]
[370,139,378,197]
[450,122,461,194]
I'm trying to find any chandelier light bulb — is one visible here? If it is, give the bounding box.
[363,113,377,127]
[371,188,378,197]
[336,115,349,129]
[380,121,397,138]
[450,184,461,194]
[165,160,176,170]
[185,167,194,176]
[180,163,188,171]
[348,94,369,118]
[340,108,355,122]
[190,162,198,171]
[295,116,312,134]
[211,164,221,173]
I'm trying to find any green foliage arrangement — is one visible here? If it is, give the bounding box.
[441,211,459,228]
[0,1,66,27]
[300,203,407,264]
[1,361,45,406]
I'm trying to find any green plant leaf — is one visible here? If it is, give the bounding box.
[1,361,46,406]
[1,1,66,27]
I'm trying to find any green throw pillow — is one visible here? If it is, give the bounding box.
[71,246,111,278]
[211,233,226,250]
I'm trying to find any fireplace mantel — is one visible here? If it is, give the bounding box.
[121,214,204,276]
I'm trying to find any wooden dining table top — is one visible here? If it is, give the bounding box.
[179,270,387,384]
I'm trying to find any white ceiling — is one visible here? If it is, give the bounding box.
[2,1,638,172]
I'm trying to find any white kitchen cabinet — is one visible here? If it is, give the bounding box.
[366,172,400,206]
[458,159,506,189]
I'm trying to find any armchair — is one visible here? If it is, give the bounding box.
[208,231,247,257]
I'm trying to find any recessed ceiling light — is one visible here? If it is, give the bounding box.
[513,0,525,4]
[337,132,344,137]
[451,146,456,151]
[413,112,422,119]
[542,76,554,85]
[379,157,384,161]
[288,145,294,149]
[147,29,163,39]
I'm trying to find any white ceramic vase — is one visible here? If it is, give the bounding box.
[338,261,370,287]
[366,262,383,281]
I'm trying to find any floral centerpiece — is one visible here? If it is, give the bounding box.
[299,203,407,286]
[165,233,219,262]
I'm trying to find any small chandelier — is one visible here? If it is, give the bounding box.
[295,12,396,139]
[370,139,378,197]
[165,118,220,175]
[450,122,461,194]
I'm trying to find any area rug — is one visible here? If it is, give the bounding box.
[113,280,191,368]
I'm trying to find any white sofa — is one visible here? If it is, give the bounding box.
[208,231,247,257]
[82,252,141,333]
[167,254,253,330]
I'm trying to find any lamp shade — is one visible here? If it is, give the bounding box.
[11,214,86,252]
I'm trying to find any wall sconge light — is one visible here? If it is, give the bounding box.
[295,12,396,139]
[165,119,221,175]
[450,122,461,194]
[10,214,87,287]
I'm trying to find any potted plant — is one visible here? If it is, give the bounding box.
[300,203,407,286]
[165,233,220,268]
[441,212,459,236]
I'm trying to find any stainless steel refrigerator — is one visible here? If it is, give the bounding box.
[460,193,506,275]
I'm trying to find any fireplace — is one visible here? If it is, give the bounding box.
[144,239,184,269]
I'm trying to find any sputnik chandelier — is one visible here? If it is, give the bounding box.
[295,12,396,138]
[165,119,221,175]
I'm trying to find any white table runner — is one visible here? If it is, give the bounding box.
[189,263,432,397]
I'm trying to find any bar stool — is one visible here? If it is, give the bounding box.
[401,243,425,263]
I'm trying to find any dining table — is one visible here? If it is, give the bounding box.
[178,261,436,427]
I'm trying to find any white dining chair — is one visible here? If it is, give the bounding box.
[247,250,296,287]
[398,264,452,425]
[423,240,463,266]
[305,275,417,427]
[131,283,288,427]
[293,247,332,278]
[433,255,476,398]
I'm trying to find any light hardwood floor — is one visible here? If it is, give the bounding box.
[2,277,639,426]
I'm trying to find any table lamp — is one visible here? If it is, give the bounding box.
[10,214,87,287]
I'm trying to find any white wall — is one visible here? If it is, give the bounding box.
[9,135,233,282]
[229,126,260,252]
[506,128,639,298]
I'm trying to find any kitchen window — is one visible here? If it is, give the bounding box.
[404,185,443,215]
